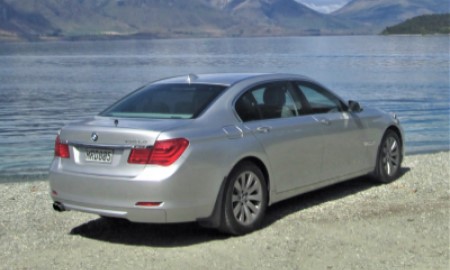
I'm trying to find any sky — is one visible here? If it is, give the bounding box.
[295,0,352,14]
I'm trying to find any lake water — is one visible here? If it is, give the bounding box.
[0,36,449,181]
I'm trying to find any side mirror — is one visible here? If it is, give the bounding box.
[348,100,363,113]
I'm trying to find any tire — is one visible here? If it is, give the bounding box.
[220,162,268,235]
[373,130,403,183]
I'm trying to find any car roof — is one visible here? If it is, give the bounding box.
[152,73,312,87]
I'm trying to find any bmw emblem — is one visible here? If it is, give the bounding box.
[91,132,99,142]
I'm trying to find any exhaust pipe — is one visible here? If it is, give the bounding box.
[53,202,65,212]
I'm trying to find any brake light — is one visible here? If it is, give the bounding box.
[128,138,189,166]
[54,135,70,158]
[128,148,152,165]
[150,138,189,166]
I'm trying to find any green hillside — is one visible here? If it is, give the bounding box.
[382,14,450,35]
[333,0,447,32]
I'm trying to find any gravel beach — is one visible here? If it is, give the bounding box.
[1,152,449,270]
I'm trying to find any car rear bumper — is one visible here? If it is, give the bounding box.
[52,198,168,223]
[49,161,223,223]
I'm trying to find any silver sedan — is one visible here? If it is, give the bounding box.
[50,73,403,235]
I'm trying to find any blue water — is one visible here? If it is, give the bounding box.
[0,36,449,181]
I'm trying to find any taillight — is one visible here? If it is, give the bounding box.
[54,135,70,159]
[128,148,152,165]
[128,138,189,166]
[150,138,189,166]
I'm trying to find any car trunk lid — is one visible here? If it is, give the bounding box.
[56,117,191,177]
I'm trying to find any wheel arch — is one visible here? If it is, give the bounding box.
[234,156,271,199]
[371,125,404,183]
[386,125,403,146]
[385,125,404,159]
[375,125,403,152]
[197,155,271,229]
[376,125,404,163]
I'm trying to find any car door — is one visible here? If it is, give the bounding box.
[235,81,325,193]
[295,81,371,180]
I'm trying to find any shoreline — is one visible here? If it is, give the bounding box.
[1,150,448,184]
[1,32,450,44]
[2,33,450,44]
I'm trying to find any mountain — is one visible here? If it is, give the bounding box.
[333,0,449,32]
[1,0,351,40]
[1,0,237,39]
[382,13,450,35]
[0,0,56,41]
[209,0,352,35]
[0,0,447,41]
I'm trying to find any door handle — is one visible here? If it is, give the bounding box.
[256,126,271,134]
[319,119,331,126]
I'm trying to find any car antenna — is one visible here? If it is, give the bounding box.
[187,74,198,84]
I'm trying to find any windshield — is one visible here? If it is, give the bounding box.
[100,83,227,119]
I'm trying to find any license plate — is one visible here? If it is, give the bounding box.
[85,148,113,164]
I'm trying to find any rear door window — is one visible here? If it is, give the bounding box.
[235,81,303,122]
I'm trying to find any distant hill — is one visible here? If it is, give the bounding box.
[0,0,448,41]
[381,13,450,35]
[213,0,352,36]
[0,0,56,41]
[0,0,354,41]
[333,0,448,32]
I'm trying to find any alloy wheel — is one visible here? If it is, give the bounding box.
[231,171,263,226]
[381,135,401,177]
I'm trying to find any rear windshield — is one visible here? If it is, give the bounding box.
[100,83,227,119]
